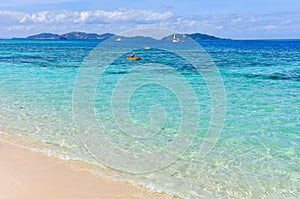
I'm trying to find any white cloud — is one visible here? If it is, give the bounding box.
[232,17,243,24]
[249,17,258,23]
[262,25,277,31]
[171,12,300,38]
[279,20,291,25]
[16,10,173,24]
[0,10,299,39]
[0,9,174,38]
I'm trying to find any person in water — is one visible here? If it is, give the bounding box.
[131,53,135,58]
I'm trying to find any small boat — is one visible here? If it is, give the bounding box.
[144,46,151,50]
[126,57,141,60]
[172,34,181,43]
[115,38,122,42]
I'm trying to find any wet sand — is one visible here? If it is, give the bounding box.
[0,134,174,199]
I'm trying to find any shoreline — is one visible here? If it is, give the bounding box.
[0,132,178,199]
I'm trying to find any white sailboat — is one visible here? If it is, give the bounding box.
[172,34,181,43]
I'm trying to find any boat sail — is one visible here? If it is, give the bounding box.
[172,34,181,43]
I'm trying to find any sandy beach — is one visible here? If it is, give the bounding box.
[0,133,174,199]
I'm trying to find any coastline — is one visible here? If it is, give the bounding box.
[0,132,177,199]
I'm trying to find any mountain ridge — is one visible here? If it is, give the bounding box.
[13,31,230,41]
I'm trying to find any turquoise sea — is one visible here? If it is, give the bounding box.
[0,39,299,198]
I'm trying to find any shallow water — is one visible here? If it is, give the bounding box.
[0,39,299,198]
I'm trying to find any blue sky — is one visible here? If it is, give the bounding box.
[0,0,300,39]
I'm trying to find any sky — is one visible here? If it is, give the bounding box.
[0,0,300,39]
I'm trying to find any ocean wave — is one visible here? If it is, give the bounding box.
[244,71,300,81]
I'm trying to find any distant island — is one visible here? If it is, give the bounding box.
[161,33,228,41]
[13,31,229,41]
[13,32,114,40]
